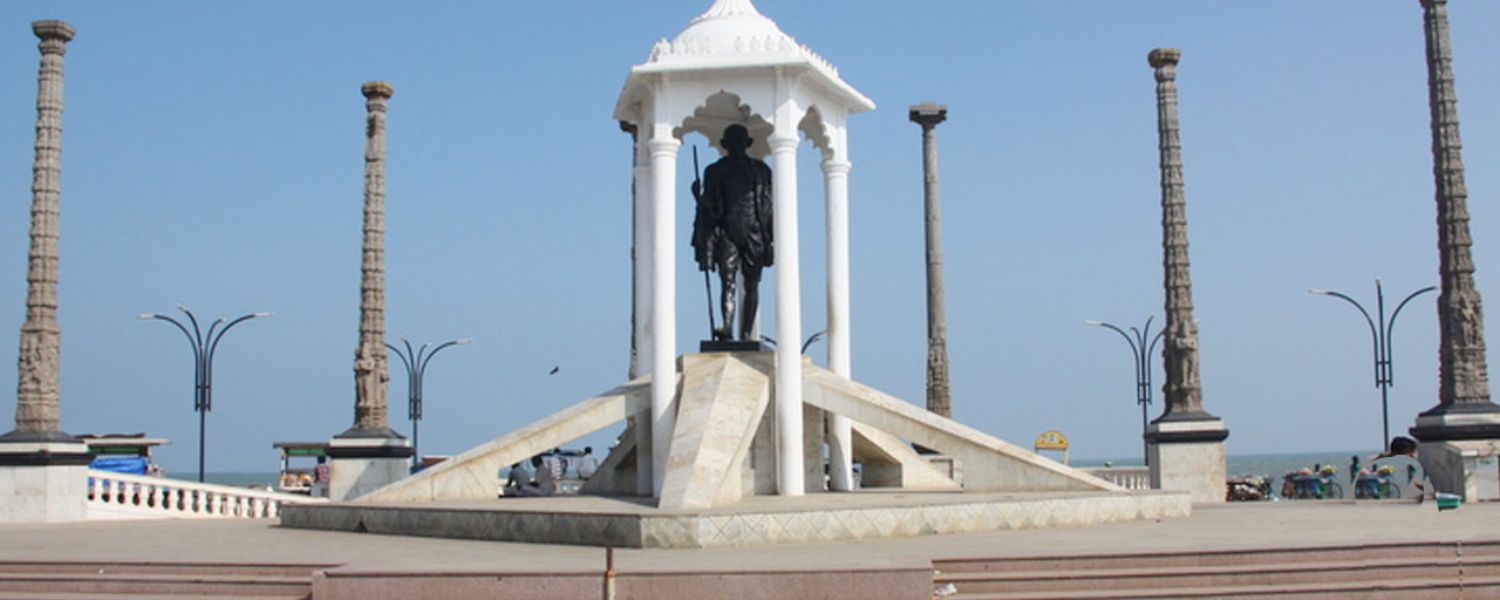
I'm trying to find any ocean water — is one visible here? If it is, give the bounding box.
[1076,450,1378,480]
[202,471,279,488]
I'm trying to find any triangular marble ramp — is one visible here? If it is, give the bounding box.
[360,378,652,503]
[851,422,961,491]
[804,364,1120,492]
[358,353,1119,504]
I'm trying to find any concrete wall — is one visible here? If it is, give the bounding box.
[313,566,934,600]
[0,464,86,523]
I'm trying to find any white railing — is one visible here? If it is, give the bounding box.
[86,470,327,520]
[1083,466,1152,490]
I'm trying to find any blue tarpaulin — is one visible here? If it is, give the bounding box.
[90,456,148,475]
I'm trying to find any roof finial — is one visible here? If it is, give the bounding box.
[695,0,763,23]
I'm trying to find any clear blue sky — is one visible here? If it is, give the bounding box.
[2,1,1499,473]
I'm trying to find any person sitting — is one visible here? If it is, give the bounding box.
[500,461,530,497]
[1368,436,1431,503]
[517,455,556,497]
[542,448,565,481]
[577,446,599,480]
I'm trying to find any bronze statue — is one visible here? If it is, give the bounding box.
[691,124,774,341]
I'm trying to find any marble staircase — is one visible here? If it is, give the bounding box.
[0,561,333,599]
[932,540,1500,599]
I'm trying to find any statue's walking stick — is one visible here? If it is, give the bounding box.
[693,145,717,338]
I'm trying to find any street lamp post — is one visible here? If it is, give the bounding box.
[139,305,271,482]
[1310,280,1436,452]
[386,337,472,468]
[1086,317,1165,466]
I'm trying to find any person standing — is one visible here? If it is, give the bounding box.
[312,456,331,498]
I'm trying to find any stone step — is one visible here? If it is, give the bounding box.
[0,593,306,600]
[934,540,1500,573]
[0,560,332,577]
[945,574,1500,599]
[0,572,311,597]
[937,556,1500,593]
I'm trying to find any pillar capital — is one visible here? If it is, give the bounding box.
[821,158,852,176]
[767,134,798,153]
[646,136,681,156]
[1149,48,1181,80]
[361,81,394,100]
[908,103,947,128]
[32,20,74,46]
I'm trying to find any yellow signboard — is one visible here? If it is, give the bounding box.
[1034,430,1069,451]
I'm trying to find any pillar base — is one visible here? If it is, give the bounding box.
[1146,418,1228,504]
[326,434,413,501]
[1412,411,1500,500]
[0,436,91,523]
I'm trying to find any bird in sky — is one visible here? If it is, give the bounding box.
[549,366,560,375]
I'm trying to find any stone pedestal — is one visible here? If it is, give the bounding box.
[1412,412,1500,500]
[1146,418,1228,504]
[0,437,91,523]
[326,434,413,502]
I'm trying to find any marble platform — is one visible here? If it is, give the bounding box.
[280,489,1189,549]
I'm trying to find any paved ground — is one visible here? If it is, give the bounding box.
[4,501,1499,573]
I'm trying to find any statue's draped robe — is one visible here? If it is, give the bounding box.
[693,154,774,272]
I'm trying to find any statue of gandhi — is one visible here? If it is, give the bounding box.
[691,124,774,342]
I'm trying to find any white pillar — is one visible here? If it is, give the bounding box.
[770,133,805,496]
[648,134,680,497]
[632,130,654,379]
[823,157,854,491]
[631,126,655,496]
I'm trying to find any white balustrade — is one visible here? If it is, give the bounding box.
[85,470,327,520]
[1082,466,1152,491]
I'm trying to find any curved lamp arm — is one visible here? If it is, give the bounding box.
[1311,289,1380,385]
[139,313,201,360]
[1385,285,1436,385]
[1086,320,1145,402]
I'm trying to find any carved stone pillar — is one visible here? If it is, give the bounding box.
[0,20,91,524]
[910,104,952,420]
[7,21,76,443]
[349,81,395,436]
[328,81,411,501]
[1143,48,1227,503]
[1408,0,1500,500]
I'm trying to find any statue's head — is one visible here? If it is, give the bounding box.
[721,124,753,153]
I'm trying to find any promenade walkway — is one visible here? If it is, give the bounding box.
[3,501,1497,572]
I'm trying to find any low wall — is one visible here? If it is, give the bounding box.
[312,565,935,600]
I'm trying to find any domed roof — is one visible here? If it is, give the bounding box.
[615,0,874,123]
[667,0,786,57]
[644,0,834,72]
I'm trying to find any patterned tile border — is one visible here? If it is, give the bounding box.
[282,491,1190,549]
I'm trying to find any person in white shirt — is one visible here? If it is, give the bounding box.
[577,446,599,480]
